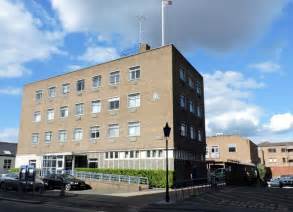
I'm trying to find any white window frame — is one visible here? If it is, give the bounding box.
[32,133,39,144]
[48,86,56,98]
[34,111,41,122]
[58,130,67,143]
[108,124,119,138]
[189,101,194,113]
[73,128,83,141]
[180,123,187,137]
[179,95,186,109]
[45,131,53,144]
[75,103,84,115]
[108,97,120,110]
[129,66,140,81]
[109,71,120,85]
[62,83,70,94]
[188,78,193,88]
[198,129,202,141]
[128,121,140,137]
[190,126,195,140]
[76,79,85,92]
[47,109,54,121]
[179,68,186,81]
[91,100,101,113]
[60,106,69,118]
[35,90,43,101]
[90,126,100,140]
[228,144,237,152]
[128,93,140,108]
[92,75,102,88]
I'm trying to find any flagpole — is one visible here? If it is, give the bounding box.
[161,0,165,46]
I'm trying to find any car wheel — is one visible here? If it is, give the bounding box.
[279,183,283,188]
[65,184,71,191]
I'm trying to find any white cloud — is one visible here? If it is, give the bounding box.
[51,0,287,51]
[66,65,83,72]
[249,61,281,73]
[0,128,18,143]
[0,87,22,95]
[0,0,64,78]
[265,113,293,133]
[78,46,120,64]
[204,71,263,136]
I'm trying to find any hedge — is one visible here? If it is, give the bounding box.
[8,168,20,173]
[75,168,174,188]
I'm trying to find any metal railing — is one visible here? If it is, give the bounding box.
[64,170,149,185]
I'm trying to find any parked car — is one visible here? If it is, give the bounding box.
[0,173,44,193]
[268,175,293,188]
[42,174,87,191]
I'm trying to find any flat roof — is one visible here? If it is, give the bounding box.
[258,141,293,147]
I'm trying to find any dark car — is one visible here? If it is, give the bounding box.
[42,174,86,191]
[268,175,293,188]
[0,173,44,193]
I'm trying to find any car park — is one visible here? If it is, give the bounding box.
[42,174,87,191]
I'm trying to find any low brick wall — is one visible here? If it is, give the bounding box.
[270,166,293,177]
[85,180,149,194]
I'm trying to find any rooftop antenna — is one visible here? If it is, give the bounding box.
[137,15,146,45]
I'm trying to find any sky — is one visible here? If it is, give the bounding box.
[0,0,292,143]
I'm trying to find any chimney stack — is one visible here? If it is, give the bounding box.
[139,43,151,53]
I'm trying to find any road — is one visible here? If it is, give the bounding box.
[1,186,293,212]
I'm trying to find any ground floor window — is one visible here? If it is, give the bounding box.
[29,159,36,167]
[88,158,98,168]
[3,159,12,169]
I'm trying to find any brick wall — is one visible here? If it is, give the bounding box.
[270,166,293,177]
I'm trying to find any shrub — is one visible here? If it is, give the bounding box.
[75,168,174,188]
[8,168,20,173]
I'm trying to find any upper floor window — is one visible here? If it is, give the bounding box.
[190,126,195,140]
[268,148,276,153]
[92,75,102,88]
[179,95,186,108]
[48,87,56,98]
[197,106,202,117]
[109,71,120,85]
[35,90,43,101]
[198,129,202,141]
[179,68,186,81]
[47,109,54,121]
[189,101,194,113]
[76,79,85,92]
[228,144,236,152]
[45,131,53,144]
[58,130,67,143]
[62,83,70,94]
[75,103,84,115]
[188,78,194,88]
[180,123,187,137]
[281,148,287,152]
[129,66,140,81]
[196,81,201,96]
[92,100,101,113]
[128,93,140,108]
[108,124,119,138]
[90,126,100,139]
[73,128,83,141]
[108,97,120,110]
[60,106,69,118]
[34,111,41,122]
[32,133,39,144]
[128,121,140,137]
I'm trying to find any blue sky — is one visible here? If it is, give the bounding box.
[0,0,292,143]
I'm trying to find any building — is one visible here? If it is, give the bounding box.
[258,141,293,177]
[206,135,259,168]
[16,44,206,182]
[0,142,17,174]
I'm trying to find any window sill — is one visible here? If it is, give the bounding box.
[108,110,119,116]
[128,107,138,113]
[128,136,138,142]
[128,79,139,85]
[89,138,100,144]
[92,87,101,92]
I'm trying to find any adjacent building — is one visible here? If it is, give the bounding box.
[258,141,293,176]
[16,44,206,182]
[206,135,259,167]
[0,142,17,174]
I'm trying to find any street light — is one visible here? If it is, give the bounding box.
[163,122,171,202]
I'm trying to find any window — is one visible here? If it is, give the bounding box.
[189,101,194,113]
[47,109,54,121]
[198,129,202,141]
[268,148,276,153]
[135,151,139,158]
[34,111,41,122]
[179,95,186,108]
[108,124,119,138]
[108,97,120,110]
[281,148,287,152]
[60,106,69,118]
[179,68,186,81]
[73,128,83,141]
[125,151,129,158]
[197,106,202,117]
[48,87,56,98]
[76,79,85,92]
[3,159,12,169]
[130,151,134,158]
[158,150,163,157]
[188,78,193,88]
[35,90,43,101]
[180,123,187,137]
[196,81,201,96]
[75,103,84,115]
[147,150,151,158]
[128,121,140,137]
[228,144,237,152]
[92,75,101,88]
[109,71,120,85]
[129,66,140,81]
[88,159,98,168]
[190,126,195,140]
[283,158,286,163]
[128,93,140,108]
[45,131,53,143]
[32,133,39,144]
[91,100,101,113]
[62,83,70,94]
[90,127,100,139]
[58,130,67,143]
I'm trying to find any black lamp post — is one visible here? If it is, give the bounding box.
[163,122,171,202]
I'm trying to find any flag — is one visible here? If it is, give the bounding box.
[163,0,172,6]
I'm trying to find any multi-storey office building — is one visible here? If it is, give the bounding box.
[16,44,206,182]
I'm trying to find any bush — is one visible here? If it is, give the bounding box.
[8,168,20,173]
[75,168,174,188]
